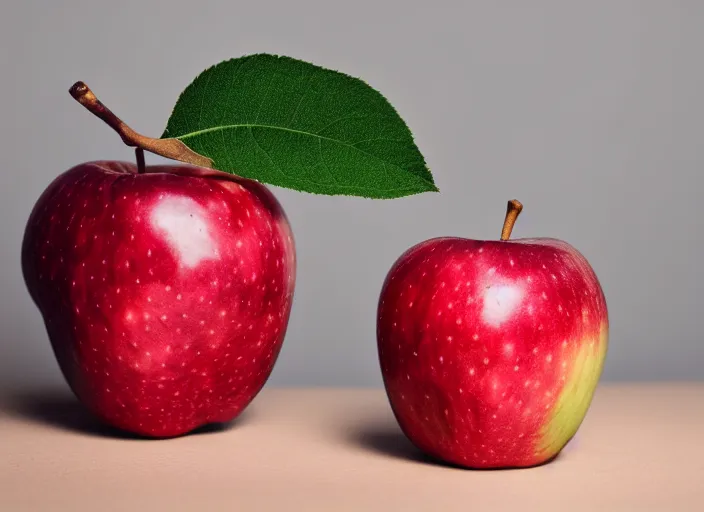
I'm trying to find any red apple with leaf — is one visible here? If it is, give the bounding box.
[377,200,608,468]
[22,55,437,437]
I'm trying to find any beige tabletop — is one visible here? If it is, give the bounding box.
[1,384,703,511]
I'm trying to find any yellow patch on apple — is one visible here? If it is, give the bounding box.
[536,322,609,457]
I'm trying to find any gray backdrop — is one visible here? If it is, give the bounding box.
[1,0,702,391]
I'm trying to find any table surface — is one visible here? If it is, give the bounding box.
[1,384,703,511]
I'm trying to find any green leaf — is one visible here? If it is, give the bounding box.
[161,54,438,199]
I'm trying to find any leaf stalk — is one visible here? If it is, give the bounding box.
[68,81,213,169]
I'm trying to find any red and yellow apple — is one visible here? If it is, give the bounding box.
[376,200,608,468]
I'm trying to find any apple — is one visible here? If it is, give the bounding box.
[376,200,608,468]
[21,161,296,437]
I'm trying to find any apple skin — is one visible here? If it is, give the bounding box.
[21,161,296,437]
[377,236,608,468]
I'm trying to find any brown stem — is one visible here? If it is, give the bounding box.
[500,199,523,240]
[135,148,146,174]
[68,81,213,169]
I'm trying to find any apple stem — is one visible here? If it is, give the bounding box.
[68,81,213,169]
[135,148,146,174]
[500,199,523,240]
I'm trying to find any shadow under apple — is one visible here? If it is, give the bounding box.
[349,423,566,471]
[1,389,251,440]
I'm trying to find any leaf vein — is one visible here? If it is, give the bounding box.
[318,137,339,186]
[196,66,215,134]
[314,113,377,135]
[248,127,288,182]
[289,68,320,125]
[247,127,419,195]
[253,74,275,124]
[177,124,431,186]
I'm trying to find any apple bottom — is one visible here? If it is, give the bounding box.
[47,323,281,439]
[61,366,269,439]
[384,323,608,469]
[85,400,251,439]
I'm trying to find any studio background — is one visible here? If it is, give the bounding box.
[1,0,702,391]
